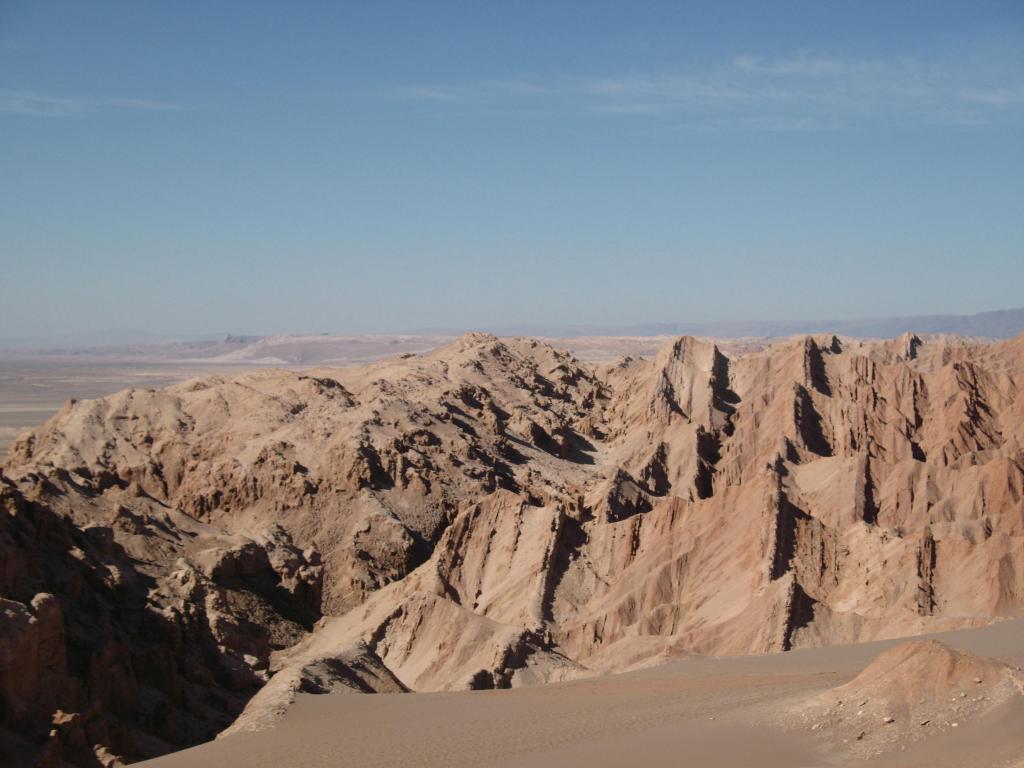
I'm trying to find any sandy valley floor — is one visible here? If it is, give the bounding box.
[140,620,1024,768]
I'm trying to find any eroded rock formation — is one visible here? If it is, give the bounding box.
[2,331,1023,763]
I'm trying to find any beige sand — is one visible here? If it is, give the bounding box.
[138,619,1024,768]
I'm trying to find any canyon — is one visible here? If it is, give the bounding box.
[2,331,1023,766]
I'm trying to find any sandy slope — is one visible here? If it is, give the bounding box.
[139,619,1024,768]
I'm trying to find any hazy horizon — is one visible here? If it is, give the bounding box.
[3,1,1023,338]
[3,303,1024,350]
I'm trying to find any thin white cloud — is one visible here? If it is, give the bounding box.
[403,86,473,103]
[399,52,1024,130]
[961,87,1024,107]
[594,102,669,116]
[731,53,889,77]
[0,89,194,117]
[105,97,192,112]
[0,90,84,117]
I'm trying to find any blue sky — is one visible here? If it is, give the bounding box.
[1,1,1022,338]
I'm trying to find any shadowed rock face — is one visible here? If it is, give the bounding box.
[0,477,323,766]
[2,331,1024,764]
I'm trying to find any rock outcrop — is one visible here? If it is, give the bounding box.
[791,640,1024,759]
[2,332,1024,763]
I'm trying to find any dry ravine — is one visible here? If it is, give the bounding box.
[2,331,1023,766]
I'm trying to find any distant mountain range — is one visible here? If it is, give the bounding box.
[0,328,224,351]
[450,306,1024,340]
[629,305,1024,339]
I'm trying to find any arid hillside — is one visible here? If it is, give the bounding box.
[2,331,1023,765]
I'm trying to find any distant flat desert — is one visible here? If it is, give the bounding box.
[0,359,260,456]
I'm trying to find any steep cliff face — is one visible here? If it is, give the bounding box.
[2,332,1023,763]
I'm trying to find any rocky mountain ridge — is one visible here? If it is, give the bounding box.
[2,331,1023,765]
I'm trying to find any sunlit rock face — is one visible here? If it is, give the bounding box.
[3,331,1024,763]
